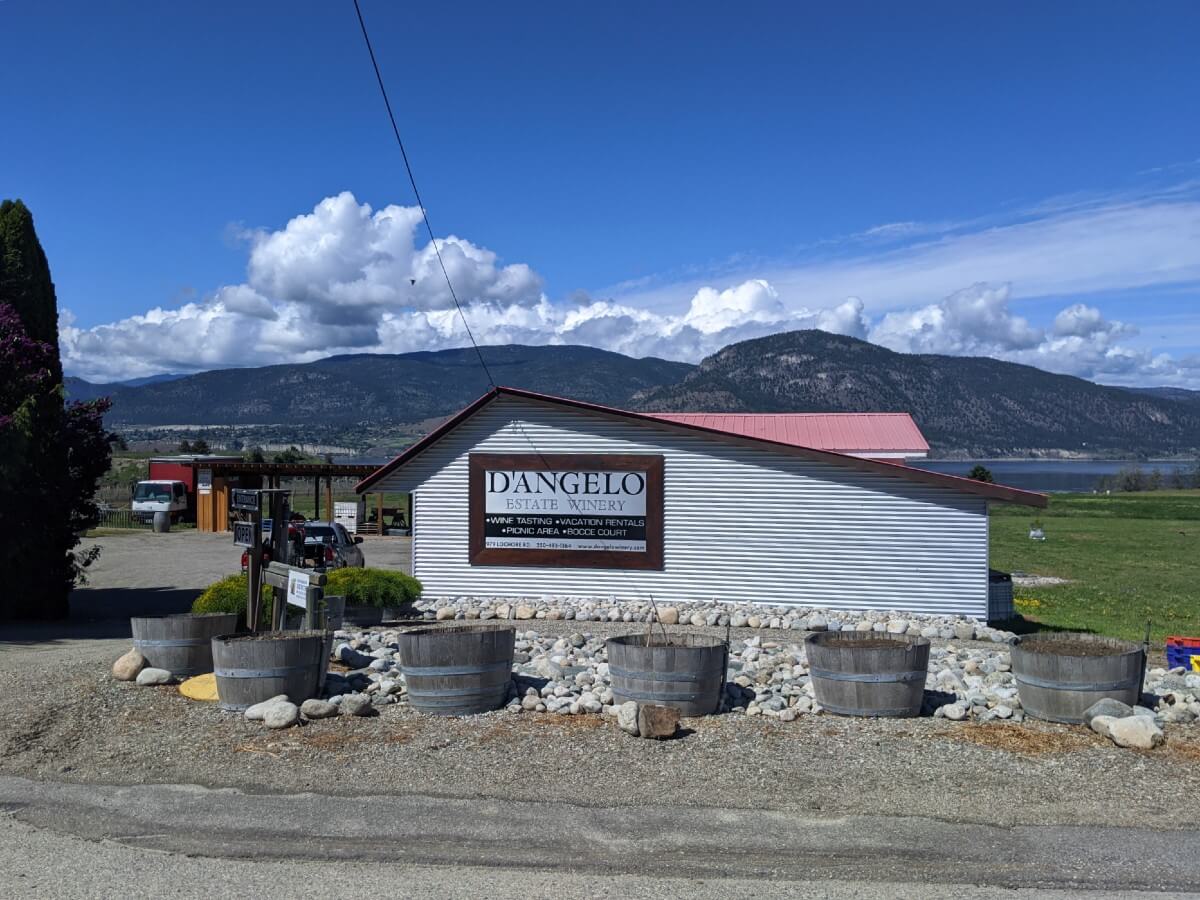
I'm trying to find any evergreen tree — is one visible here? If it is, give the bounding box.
[0,200,112,620]
[967,464,994,483]
[0,200,62,358]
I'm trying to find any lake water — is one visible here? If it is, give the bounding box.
[916,459,1195,493]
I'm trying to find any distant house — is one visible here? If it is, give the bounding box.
[358,387,1044,619]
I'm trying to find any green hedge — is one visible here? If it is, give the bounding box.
[191,573,273,627]
[324,568,422,608]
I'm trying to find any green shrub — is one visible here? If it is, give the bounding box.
[324,568,422,608]
[191,573,273,627]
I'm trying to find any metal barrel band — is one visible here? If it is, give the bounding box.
[818,700,917,717]
[1013,673,1139,692]
[401,660,512,677]
[133,638,206,648]
[809,667,927,684]
[409,695,507,709]
[608,665,717,683]
[612,687,711,703]
[214,666,312,679]
[406,684,510,699]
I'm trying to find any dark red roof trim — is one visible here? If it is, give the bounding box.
[356,386,1047,508]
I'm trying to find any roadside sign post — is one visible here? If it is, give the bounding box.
[264,562,326,631]
[231,490,264,632]
[267,491,291,632]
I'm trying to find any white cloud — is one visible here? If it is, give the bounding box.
[870,283,1041,355]
[59,186,1200,389]
[867,284,1188,387]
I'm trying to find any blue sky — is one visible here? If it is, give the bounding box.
[4,1,1199,384]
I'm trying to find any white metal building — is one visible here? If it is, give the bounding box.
[358,387,1045,618]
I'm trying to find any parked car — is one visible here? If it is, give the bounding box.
[131,480,188,523]
[302,521,365,570]
[240,520,306,572]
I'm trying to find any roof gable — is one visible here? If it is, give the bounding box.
[356,386,1046,508]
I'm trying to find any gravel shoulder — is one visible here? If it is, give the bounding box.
[2,618,1199,830]
[3,530,1198,849]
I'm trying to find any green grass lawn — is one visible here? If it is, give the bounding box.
[990,490,1200,642]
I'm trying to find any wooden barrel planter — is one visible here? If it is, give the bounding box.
[607,633,728,717]
[1011,633,1145,724]
[130,613,238,677]
[806,632,931,718]
[397,625,515,716]
[212,631,327,712]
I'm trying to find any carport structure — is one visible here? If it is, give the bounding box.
[176,460,380,532]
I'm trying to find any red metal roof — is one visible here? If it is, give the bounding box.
[356,386,1046,508]
[644,413,929,455]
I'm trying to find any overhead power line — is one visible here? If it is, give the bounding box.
[351,0,497,389]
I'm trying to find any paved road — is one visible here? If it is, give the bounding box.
[0,775,1195,897]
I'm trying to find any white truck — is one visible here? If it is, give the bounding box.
[131,480,189,523]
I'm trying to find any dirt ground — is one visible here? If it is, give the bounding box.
[0,530,1197,833]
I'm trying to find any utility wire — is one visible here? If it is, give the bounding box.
[351,0,497,389]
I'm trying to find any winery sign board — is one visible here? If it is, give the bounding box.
[468,453,664,569]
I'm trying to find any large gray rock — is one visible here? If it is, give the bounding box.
[135,667,173,686]
[1090,715,1119,739]
[112,647,146,682]
[244,694,290,721]
[1108,715,1165,750]
[339,693,376,717]
[637,704,679,740]
[1083,698,1134,724]
[941,702,968,721]
[300,699,339,720]
[616,701,639,736]
[264,702,300,729]
[657,607,679,626]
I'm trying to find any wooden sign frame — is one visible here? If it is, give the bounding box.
[468,453,664,570]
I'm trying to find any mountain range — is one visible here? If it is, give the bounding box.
[66,332,1200,457]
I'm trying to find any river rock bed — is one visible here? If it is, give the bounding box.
[325,625,1199,727]
[412,597,1016,643]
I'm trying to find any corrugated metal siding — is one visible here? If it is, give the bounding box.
[375,396,989,617]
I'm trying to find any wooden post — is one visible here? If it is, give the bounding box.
[246,506,263,632]
[324,476,333,523]
[377,492,384,535]
[268,491,290,632]
[314,475,321,520]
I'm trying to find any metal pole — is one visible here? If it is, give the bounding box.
[246,507,263,632]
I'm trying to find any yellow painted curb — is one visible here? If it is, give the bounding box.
[179,672,219,702]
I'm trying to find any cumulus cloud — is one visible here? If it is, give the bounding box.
[58,193,871,381]
[868,284,1182,386]
[59,189,1200,388]
[870,283,1042,355]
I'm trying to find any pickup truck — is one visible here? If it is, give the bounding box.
[301,521,365,570]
